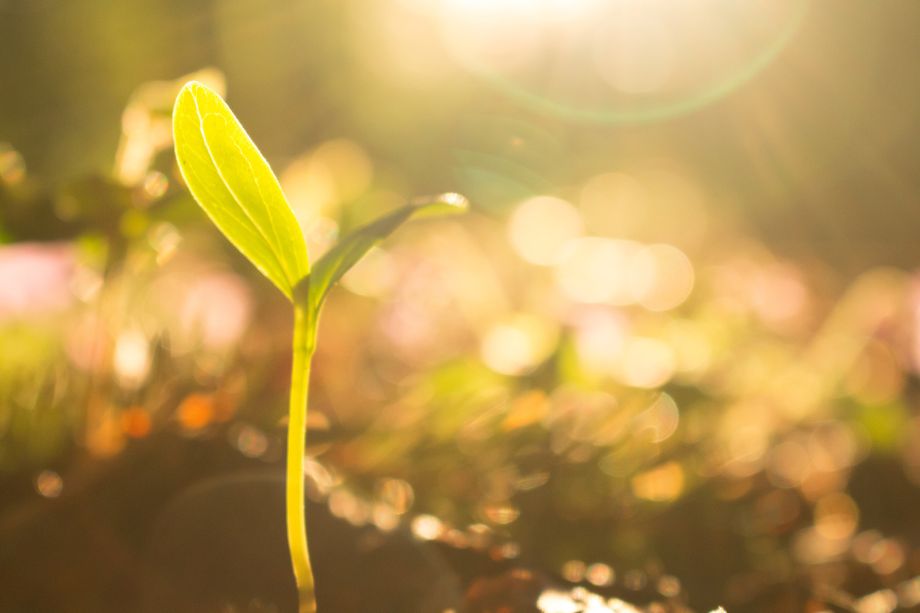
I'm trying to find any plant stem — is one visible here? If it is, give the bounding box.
[287,302,316,613]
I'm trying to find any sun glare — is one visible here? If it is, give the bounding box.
[389,0,810,123]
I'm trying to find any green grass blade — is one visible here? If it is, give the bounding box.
[173,81,309,299]
[302,193,468,315]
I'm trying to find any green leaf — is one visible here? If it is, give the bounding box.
[298,193,468,315]
[173,81,309,299]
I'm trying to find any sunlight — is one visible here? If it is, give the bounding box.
[416,0,812,123]
[5,2,920,612]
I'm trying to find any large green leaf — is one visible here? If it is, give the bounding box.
[173,81,309,299]
[298,193,468,316]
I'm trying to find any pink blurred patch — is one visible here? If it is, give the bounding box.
[0,242,75,318]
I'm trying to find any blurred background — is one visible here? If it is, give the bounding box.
[2,1,920,612]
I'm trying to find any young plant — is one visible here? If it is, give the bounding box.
[172,81,467,613]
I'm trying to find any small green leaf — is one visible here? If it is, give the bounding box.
[299,193,468,315]
[173,81,309,299]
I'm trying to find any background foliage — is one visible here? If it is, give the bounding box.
[2,2,920,612]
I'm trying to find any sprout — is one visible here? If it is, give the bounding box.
[173,81,467,612]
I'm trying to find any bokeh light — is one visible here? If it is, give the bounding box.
[509,196,583,266]
[4,4,920,613]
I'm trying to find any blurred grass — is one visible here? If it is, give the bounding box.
[3,2,920,611]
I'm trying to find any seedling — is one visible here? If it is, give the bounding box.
[172,81,467,612]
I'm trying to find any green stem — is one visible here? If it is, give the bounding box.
[287,302,316,613]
